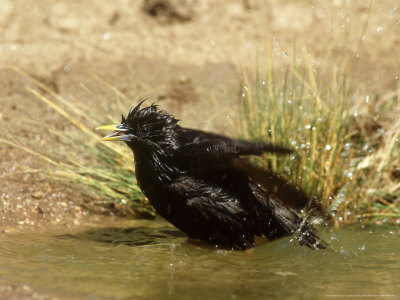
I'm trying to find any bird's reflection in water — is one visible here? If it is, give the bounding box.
[59,226,187,247]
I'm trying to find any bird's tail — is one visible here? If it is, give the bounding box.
[266,198,326,250]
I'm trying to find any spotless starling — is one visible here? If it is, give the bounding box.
[98,101,325,250]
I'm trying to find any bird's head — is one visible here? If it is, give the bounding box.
[97,101,180,151]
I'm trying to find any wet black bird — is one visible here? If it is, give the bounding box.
[98,101,325,250]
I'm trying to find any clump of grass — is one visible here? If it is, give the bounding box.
[349,91,400,224]
[237,47,400,225]
[3,67,154,217]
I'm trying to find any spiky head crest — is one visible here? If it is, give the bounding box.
[121,100,181,150]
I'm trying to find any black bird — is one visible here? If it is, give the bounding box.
[98,101,325,250]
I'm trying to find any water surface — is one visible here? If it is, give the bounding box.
[1,219,399,299]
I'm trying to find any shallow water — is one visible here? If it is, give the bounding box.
[1,219,400,299]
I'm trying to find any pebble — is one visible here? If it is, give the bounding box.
[21,284,33,293]
[32,191,43,199]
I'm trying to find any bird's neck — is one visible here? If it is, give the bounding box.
[132,147,180,190]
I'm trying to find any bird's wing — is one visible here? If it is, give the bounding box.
[232,158,310,209]
[177,128,309,209]
[179,128,293,158]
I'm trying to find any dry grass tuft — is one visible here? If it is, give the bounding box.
[2,67,154,217]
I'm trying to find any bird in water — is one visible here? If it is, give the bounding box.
[97,101,325,250]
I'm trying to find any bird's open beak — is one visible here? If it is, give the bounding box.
[96,124,128,141]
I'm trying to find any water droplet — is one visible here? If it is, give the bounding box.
[325,145,332,151]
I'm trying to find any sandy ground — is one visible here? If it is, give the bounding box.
[0,1,400,298]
